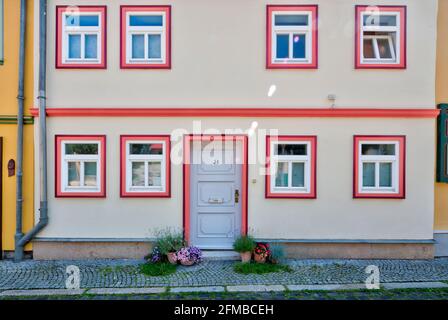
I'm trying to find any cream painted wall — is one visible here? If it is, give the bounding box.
[34,117,435,240]
[42,0,437,109]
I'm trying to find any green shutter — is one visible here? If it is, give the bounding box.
[437,104,448,183]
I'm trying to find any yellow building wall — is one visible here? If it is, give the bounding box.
[435,0,448,231]
[0,0,34,251]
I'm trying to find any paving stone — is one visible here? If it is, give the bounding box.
[170,286,225,293]
[88,287,165,295]
[0,289,84,297]
[227,285,285,292]
[382,282,448,290]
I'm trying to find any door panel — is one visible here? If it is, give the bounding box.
[190,139,242,249]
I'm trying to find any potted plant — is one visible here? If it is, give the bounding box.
[155,229,186,264]
[254,242,270,263]
[233,235,256,263]
[177,246,203,266]
[268,243,285,264]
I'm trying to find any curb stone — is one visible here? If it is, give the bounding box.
[87,287,166,295]
[170,286,225,293]
[227,285,285,292]
[0,289,85,297]
[382,282,448,290]
[287,284,367,291]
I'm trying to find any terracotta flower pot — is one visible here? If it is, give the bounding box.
[167,252,178,264]
[240,252,252,263]
[254,253,266,263]
[180,259,195,266]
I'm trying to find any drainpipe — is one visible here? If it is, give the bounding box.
[15,0,48,261]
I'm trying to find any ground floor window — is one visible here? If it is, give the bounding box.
[354,135,405,198]
[266,135,317,198]
[55,135,106,197]
[120,135,171,197]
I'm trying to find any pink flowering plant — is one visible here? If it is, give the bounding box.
[176,246,203,264]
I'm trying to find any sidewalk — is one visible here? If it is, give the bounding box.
[1,258,448,296]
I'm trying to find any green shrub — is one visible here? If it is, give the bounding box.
[140,262,177,277]
[232,235,256,253]
[233,262,292,275]
[154,228,186,255]
[268,243,285,264]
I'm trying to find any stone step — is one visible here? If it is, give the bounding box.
[202,250,240,261]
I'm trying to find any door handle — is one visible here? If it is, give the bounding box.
[234,189,240,203]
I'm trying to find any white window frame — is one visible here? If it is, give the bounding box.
[125,11,166,64]
[61,11,102,64]
[360,11,401,65]
[271,10,313,65]
[125,140,167,193]
[61,140,102,193]
[270,141,311,194]
[358,140,400,194]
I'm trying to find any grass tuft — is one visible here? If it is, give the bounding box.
[140,262,177,277]
[233,262,292,275]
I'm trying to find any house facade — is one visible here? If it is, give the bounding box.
[435,0,448,257]
[0,0,34,259]
[31,0,439,259]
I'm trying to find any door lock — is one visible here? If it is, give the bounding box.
[234,189,240,203]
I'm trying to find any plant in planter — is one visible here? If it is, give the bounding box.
[145,246,162,264]
[233,235,256,263]
[155,228,186,264]
[254,242,270,263]
[176,246,203,266]
[268,243,285,264]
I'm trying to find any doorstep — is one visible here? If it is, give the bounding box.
[201,250,240,261]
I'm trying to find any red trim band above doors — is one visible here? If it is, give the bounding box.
[30,108,439,118]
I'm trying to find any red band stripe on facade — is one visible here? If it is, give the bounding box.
[30,108,440,118]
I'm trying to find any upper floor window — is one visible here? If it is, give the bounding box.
[56,6,107,69]
[354,136,405,199]
[266,136,317,198]
[355,5,406,69]
[120,5,171,69]
[266,5,318,69]
[120,135,171,197]
[55,135,106,197]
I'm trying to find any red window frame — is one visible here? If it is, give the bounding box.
[353,135,406,199]
[55,135,106,198]
[265,135,317,198]
[120,5,171,69]
[120,135,171,198]
[266,5,318,69]
[55,5,107,69]
[355,5,407,69]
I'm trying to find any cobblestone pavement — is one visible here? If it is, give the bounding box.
[1,258,448,290]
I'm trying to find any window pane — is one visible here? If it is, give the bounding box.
[361,144,395,156]
[130,143,163,155]
[68,34,81,59]
[379,163,392,187]
[363,38,375,58]
[377,38,393,59]
[85,34,98,59]
[363,14,397,27]
[131,162,145,186]
[275,14,308,26]
[292,34,306,59]
[148,34,161,59]
[84,162,97,186]
[68,161,81,186]
[274,162,289,187]
[276,34,289,59]
[275,144,307,156]
[362,163,376,187]
[132,34,145,59]
[130,15,163,27]
[148,162,162,187]
[65,143,98,155]
[292,162,305,187]
[66,15,99,27]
